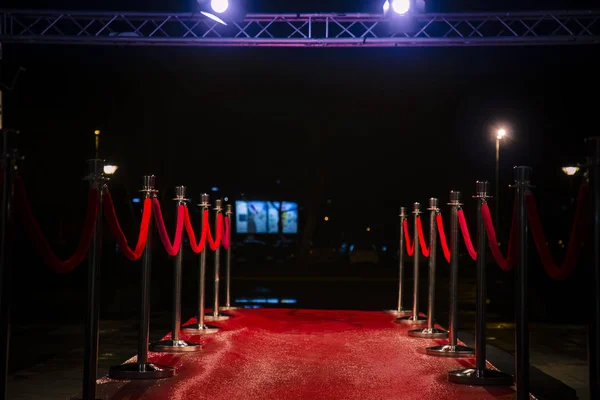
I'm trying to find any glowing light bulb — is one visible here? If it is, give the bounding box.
[391,0,411,15]
[211,0,229,13]
[103,165,118,175]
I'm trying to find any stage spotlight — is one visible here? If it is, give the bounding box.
[198,0,245,26]
[383,0,425,17]
[211,0,229,13]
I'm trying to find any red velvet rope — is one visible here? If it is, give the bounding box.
[525,184,589,280]
[14,179,98,274]
[103,190,151,261]
[207,213,223,251]
[184,207,208,254]
[222,216,231,250]
[436,214,451,263]
[416,217,429,258]
[152,198,185,256]
[457,209,477,260]
[481,203,516,271]
[403,219,414,256]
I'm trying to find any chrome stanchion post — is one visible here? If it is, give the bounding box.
[0,129,17,400]
[396,202,427,325]
[150,186,201,352]
[82,159,105,400]
[589,137,600,400]
[221,204,239,311]
[427,191,474,357]
[409,198,448,338]
[183,193,220,333]
[384,207,412,316]
[109,176,175,379]
[205,199,231,322]
[448,181,512,384]
[514,166,531,399]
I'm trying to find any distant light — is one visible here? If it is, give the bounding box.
[211,186,219,192]
[349,244,355,252]
[562,166,579,176]
[366,227,371,232]
[94,129,100,136]
[280,298,297,304]
[497,128,506,140]
[266,298,279,304]
[224,196,229,201]
[324,216,329,221]
[103,165,118,175]
[211,0,228,13]
[132,197,141,203]
[391,0,411,15]
[382,246,387,251]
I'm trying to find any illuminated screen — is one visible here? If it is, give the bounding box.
[236,200,298,234]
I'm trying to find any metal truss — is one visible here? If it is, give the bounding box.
[0,9,599,47]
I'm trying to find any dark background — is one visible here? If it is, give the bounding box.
[0,0,598,380]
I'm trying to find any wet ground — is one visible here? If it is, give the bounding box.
[5,258,591,399]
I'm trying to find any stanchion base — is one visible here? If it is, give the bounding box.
[448,368,513,386]
[426,344,475,358]
[408,327,448,339]
[219,306,241,311]
[383,308,412,316]
[149,339,202,353]
[204,313,231,322]
[181,322,221,334]
[395,315,428,325]
[108,362,176,380]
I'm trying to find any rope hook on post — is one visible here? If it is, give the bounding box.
[150,186,202,353]
[396,202,427,325]
[205,199,231,322]
[109,175,175,379]
[409,198,448,338]
[384,207,411,316]
[448,181,512,385]
[427,190,474,357]
[183,193,220,334]
[220,204,239,311]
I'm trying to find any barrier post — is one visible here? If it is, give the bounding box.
[109,175,175,379]
[409,198,448,338]
[205,199,230,322]
[82,159,105,400]
[396,202,427,325]
[150,186,201,352]
[589,137,600,400]
[183,194,220,333]
[221,204,239,311]
[384,207,411,316]
[0,129,17,400]
[514,166,531,399]
[427,191,474,357]
[448,181,512,384]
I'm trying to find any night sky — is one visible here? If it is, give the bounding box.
[1,0,598,243]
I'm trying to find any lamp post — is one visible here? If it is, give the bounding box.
[495,128,506,229]
[562,165,580,205]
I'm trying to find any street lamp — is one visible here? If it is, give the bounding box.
[562,166,579,176]
[495,128,506,229]
[103,164,118,175]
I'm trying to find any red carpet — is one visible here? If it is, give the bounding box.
[98,308,515,400]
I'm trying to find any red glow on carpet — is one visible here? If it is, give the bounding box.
[98,309,515,399]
